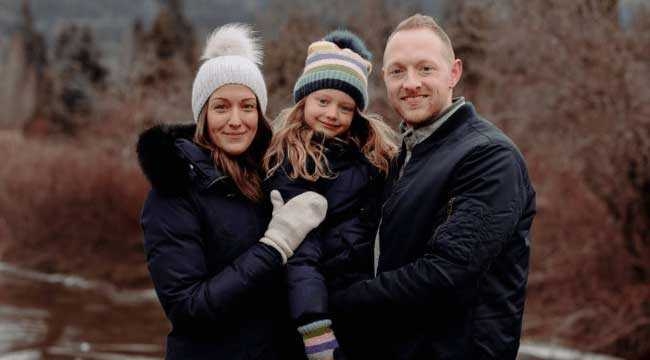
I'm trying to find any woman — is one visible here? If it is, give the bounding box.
[137,23,326,359]
[263,30,398,359]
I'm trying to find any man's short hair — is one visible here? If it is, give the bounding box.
[388,13,455,62]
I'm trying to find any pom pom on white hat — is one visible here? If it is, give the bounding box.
[191,23,268,122]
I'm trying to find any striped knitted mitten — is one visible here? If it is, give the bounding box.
[298,319,339,360]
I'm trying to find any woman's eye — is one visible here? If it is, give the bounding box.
[318,98,329,106]
[213,104,227,112]
[340,106,354,113]
[243,103,256,111]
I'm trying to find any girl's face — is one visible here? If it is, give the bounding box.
[304,89,356,137]
[206,84,259,156]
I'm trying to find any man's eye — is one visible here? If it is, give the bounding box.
[388,68,406,79]
[420,66,434,74]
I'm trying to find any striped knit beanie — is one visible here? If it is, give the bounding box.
[293,30,373,111]
[191,23,268,122]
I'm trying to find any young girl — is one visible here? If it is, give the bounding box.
[264,30,398,360]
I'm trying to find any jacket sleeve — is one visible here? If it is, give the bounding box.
[141,189,283,328]
[287,231,329,324]
[270,171,331,324]
[332,143,530,311]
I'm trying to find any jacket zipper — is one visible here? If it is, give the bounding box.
[446,196,456,220]
[206,175,228,189]
[429,196,456,246]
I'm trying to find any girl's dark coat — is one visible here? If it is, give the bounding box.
[266,136,383,358]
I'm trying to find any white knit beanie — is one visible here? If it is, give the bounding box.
[191,23,268,122]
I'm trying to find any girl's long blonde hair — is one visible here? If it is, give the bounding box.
[194,103,272,202]
[263,99,399,181]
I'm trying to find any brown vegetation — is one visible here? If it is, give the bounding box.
[0,130,150,287]
[445,0,650,358]
[0,0,648,358]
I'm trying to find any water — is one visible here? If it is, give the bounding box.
[0,262,167,359]
[0,262,625,360]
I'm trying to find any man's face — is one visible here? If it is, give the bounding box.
[383,28,462,127]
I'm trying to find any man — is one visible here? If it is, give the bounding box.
[331,14,536,360]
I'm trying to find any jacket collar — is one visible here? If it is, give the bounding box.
[136,123,231,194]
[316,133,370,171]
[410,101,478,155]
[174,139,230,191]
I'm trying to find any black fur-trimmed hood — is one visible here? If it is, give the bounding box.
[136,123,196,195]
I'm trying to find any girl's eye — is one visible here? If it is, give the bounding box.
[318,98,329,106]
[340,106,354,113]
[243,103,256,111]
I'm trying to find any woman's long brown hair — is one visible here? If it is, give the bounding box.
[263,99,399,181]
[194,102,271,202]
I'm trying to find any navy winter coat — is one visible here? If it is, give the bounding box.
[331,103,536,360]
[137,124,305,360]
[266,136,383,357]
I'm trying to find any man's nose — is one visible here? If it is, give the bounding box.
[403,69,421,91]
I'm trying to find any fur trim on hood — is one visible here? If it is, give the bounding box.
[137,123,196,195]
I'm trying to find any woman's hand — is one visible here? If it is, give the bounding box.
[260,190,328,263]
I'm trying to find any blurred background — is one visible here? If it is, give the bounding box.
[0,0,648,359]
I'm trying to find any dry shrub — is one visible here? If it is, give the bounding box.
[0,130,150,287]
[522,155,641,349]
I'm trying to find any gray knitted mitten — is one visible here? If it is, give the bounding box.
[260,190,327,263]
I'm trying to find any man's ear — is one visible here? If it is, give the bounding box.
[450,59,463,88]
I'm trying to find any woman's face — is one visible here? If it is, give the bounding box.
[304,89,356,137]
[206,84,259,156]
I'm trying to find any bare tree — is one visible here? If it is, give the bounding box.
[44,24,108,134]
[0,0,50,129]
[128,0,196,127]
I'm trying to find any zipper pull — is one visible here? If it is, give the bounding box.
[447,196,456,219]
